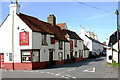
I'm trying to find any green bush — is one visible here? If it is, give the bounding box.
[46,61,51,67]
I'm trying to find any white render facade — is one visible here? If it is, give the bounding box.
[79,27,104,53]
[0,2,86,70]
[0,2,71,70]
[106,37,120,63]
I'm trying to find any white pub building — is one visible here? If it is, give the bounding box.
[0,1,71,70]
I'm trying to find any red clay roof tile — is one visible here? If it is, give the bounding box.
[18,13,68,41]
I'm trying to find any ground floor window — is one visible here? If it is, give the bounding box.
[74,51,77,58]
[32,51,39,62]
[22,51,31,62]
[79,50,83,57]
[58,52,63,61]
[9,53,12,61]
[21,50,40,62]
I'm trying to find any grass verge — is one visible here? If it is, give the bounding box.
[107,62,120,67]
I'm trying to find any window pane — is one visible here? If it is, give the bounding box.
[59,41,63,50]
[32,51,39,62]
[9,53,12,61]
[22,51,31,62]
[42,34,47,45]
[58,52,63,61]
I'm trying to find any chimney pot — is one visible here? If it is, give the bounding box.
[47,14,56,27]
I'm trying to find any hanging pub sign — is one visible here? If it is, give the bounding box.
[20,32,29,46]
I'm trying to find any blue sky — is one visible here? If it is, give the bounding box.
[0,2,118,42]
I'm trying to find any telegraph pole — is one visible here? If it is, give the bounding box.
[115,9,119,64]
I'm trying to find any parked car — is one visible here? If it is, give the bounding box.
[96,51,100,58]
[102,51,106,56]
[89,52,97,58]
[100,51,106,56]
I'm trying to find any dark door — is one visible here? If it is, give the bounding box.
[67,54,69,63]
[70,51,73,59]
[49,50,53,62]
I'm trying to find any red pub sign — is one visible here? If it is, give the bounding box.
[70,40,73,50]
[20,32,29,46]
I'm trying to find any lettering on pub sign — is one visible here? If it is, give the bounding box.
[20,32,29,46]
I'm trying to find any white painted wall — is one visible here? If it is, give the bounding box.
[83,50,89,58]
[0,13,33,63]
[0,15,12,63]
[70,39,83,58]
[80,28,104,53]
[65,42,70,59]
[14,14,32,63]
[113,51,118,63]
[107,49,112,63]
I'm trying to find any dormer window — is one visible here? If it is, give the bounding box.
[42,34,47,45]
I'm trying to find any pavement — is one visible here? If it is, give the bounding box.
[1,56,119,79]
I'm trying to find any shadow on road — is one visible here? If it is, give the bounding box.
[45,56,106,69]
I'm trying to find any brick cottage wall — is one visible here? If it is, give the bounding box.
[75,57,84,62]
[4,61,47,70]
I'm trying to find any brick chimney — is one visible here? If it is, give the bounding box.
[47,14,56,27]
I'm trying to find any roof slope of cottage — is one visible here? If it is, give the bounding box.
[0,14,10,27]
[108,31,120,46]
[62,29,83,40]
[18,13,68,41]
[85,35,104,45]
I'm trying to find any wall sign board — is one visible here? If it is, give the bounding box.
[20,32,29,46]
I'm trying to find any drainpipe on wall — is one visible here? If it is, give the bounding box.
[64,41,65,64]
[12,10,14,70]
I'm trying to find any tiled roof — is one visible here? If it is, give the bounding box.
[62,29,83,40]
[18,13,68,41]
[85,35,104,45]
[56,23,66,30]
[108,31,120,46]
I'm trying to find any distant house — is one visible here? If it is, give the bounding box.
[106,31,120,63]
[0,2,69,70]
[56,23,88,61]
[62,29,85,61]
[79,27,104,53]
[83,45,89,59]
